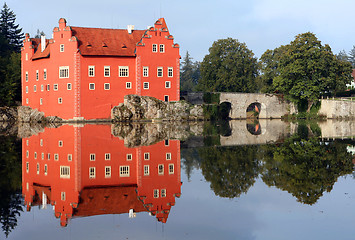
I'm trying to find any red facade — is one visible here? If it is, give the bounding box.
[21,18,180,120]
[22,124,181,226]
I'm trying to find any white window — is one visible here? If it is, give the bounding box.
[25,86,28,93]
[40,98,43,105]
[58,140,63,147]
[90,154,95,161]
[54,154,59,161]
[119,66,129,77]
[44,69,47,80]
[44,164,48,175]
[166,153,171,160]
[60,166,70,178]
[153,189,159,198]
[61,192,66,201]
[105,153,111,160]
[25,53,28,61]
[36,163,40,174]
[33,85,37,92]
[152,44,157,52]
[105,166,111,178]
[164,95,169,102]
[26,140,29,146]
[157,67,163,77]
[143,67,149,77]
[40,139,43,146]
[47,84,50,91]
[165,139,169,146]
[89,167,96,179]
[126,82,132,89]
[26,98,29,104]
[47,153,50,160]
[144,152,150,160]
[168,67,173,77]
[88,66,95,77]
[67,83,72,90]
[60,44,64,52]
[41,153,44,160]
[169,164,174,174]
[89,83,95,90]
[41,84,44,92]
[104,83,110,90]
[104,66,110,77]
[120,166,130,177]
[158,164,164,175]
[26,150,29,158]
[54,84,58,91]
[59,66,69,78]
[165,81,171,88]
[68,154,72,161]
[144,165,150,176]
[161,189,166,198]
[36,70,39,81]
[58,97,62,104]
[26,162,29,173]
[25,72,28,82]
[126,154,132,161]
[34,152,37,159]
[143,82,149,89]
[159,44,165,53]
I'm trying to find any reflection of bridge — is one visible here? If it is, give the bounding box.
[220,120,291,146]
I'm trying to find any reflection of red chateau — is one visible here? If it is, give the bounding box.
[21,18,180,120]
[22,125,181,226]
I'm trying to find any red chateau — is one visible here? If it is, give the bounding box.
[21,18,180,120]
[22,124,182,226]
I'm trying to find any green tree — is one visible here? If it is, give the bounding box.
[261,134,353,205]
[260,32,353,109]
[199,145,261,198]
[0,3,24,53]
[180,51,200,92]
[348,46,355,68]
[336,50,349,62]
[198,38,258,92]
[0,136,23,238]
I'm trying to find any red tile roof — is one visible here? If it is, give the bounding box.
[71,27,146,56]
[31,39,51,60]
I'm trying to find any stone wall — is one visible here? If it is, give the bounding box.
[318,99,355,119]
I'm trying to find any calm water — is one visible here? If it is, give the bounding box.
[2,120,355,240]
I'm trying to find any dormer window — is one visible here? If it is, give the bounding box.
[86,42,92,48]
[102,42,108,47]
[122,44,127,49]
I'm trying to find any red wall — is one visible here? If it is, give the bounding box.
[21,18,180,120]
[22,124,181,226]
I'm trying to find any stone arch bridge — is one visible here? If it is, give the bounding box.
[182,92,294,119]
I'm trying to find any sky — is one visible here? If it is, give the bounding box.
[5,0,355,61]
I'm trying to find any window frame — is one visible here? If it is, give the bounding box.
[89,83,95,90]
[143,82,149,89]
[88,65,95,77]
[59,66,69,79]
[143,66,149,77]
[104,83,110,90]
[152,44,157,52]
[157,67,163,77]
[60,166,70,179]
[120,166,130,177]
[168,67,173,77]
[159,44,165,53]
[126,82,132,89]
[104,66,110,77]
[119,66,129,77]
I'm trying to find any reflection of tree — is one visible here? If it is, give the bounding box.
[0,136,22,238]
[181,148,201,181]
[261,135,353,205]
[199,146,261,198]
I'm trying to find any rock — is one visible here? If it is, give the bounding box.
[112,95,204,122]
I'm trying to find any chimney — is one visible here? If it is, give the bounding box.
[41,35,46,52]
[127,25,135,34]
